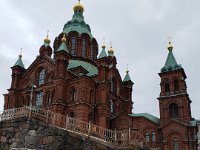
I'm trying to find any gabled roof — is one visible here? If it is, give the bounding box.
[123,72,131,82]
[67,59,98,77]
[129,113,160,124]
[98,47,107,59]
[57,42,69,53]
[161,47,182,73]
[13,55,25,68]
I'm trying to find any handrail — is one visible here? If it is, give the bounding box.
[0,106,144,148]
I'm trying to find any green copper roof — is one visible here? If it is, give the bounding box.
[98,47,107,59]
[123,72,131,82]
[161,50,182,73]
[190,120,197,127]
[44,41,49,47]
[57,42,69,53]
[67,59,98,76]
[63,11,92,38]
[14,55,25,68]
[129,113,160,124]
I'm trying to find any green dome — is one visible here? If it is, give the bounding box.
[63,8,93,38]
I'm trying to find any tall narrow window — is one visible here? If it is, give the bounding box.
[110,100,114,113]
[82,39,87,57]
[48,92,52,105]
[174,79,179,91]
[71,37,76,55]
[71,88,76,101]
[38,69,45,86]
[36,92,43,107]
[164,79,170,92]
[146,132,150,142]
[90,44,93,60]
[152,132,156,142]
[174,139,179,150]
[70,112,75,118]
[111,78,117,94]
[169,103,179,118]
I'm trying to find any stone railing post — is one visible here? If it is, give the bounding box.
[88,121,91,135]
[66,115,69,129]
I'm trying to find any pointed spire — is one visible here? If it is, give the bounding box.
[98,38,107,59]
[108,41,114,57]
[14,48,25,68]
[123,65,131,82]
[161,41,182,73]
[44,30,50,47]
[57,33,69,53]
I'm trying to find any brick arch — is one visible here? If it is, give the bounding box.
[166,131,184,150]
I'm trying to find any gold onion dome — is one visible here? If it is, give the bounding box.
[61,33,66,42]
[73,0,84,12]
[108,42,114,55]
[44,31,50,44]
[167,41,173,51]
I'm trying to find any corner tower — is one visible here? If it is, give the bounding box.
[158,42,197,150]
[158,42,191,125]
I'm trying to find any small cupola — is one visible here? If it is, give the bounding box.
[13,48,25,69]
[39,31,52,57]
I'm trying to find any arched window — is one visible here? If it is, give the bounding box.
[71,37,76,55]
[110,99,114,113]
[71,88,76,101]
[146,132,150,142]
[82,39,87,57]
[169,103,179,118]
[152,132,156,142]
[69,112,75,118]
[174,138,179,150]
[38,69,45,86]
[47,92,52,105]
[164,79,170,92]
[111,78,117,94]
[174,79,179,91]
[36,91,43,107]
[88,112,93,122]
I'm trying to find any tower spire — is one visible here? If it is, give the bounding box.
[98,38,107,59]
[73,0,84,12]
[123,65,131,82]
[13,48,25,68]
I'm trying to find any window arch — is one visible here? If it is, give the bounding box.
[90,44,93,60]
[169,103,179,118]
[174,79,179,91]
[71,88,76,102]
[174,138,179,150]
[164,79,170,92]
[82,39,87,57]
[71,37,76,55]
[145,132,150,142]
[38,69,45,86]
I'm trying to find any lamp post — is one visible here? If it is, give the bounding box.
[29,81,36,109]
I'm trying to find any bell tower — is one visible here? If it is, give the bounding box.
[158,41,192,125]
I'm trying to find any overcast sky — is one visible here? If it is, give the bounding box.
[0,0,199,119]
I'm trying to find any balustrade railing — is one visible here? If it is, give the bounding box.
[0,106,144,148]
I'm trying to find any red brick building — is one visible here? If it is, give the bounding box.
[3,1,198,149]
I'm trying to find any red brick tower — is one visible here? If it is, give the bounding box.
[158,41,197,150]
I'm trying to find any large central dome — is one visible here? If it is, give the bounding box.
[53,0,98,61]
[63,1,93,38]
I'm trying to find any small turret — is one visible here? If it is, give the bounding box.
[39,31,52,57]
[98,39,107,59]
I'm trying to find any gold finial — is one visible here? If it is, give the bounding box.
[44,30,50,43]
[108,41,114,54]
[73,0,84,12]
[61,32,66,42]
[19,48,22,58]
[102,37,106,48]
[167,36,173,51]
[126,64,129,73]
